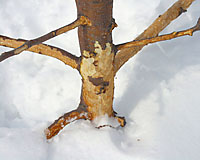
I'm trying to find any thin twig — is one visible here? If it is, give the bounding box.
[117,18,200,50]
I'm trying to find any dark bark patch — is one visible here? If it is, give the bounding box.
[88,76,109,95]
[88,76,109,86]
[96,87,106,95]
[93,60,98,66]
[88,76,103,86]
[179,7,187,16]
[0,51,15,62]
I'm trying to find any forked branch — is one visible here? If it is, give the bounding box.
[114,0,195,73]
[0,16,91,68]
[116,18,200,50]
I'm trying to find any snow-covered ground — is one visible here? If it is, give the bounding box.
[0,0,200,160]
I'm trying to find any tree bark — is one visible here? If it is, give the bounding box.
[76,0,116,119]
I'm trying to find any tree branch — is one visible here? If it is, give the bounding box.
[116,18,200,50]
[45,109,88,139]
[0,16,91,68]
[0,35,80,69]
[114,0,195,73]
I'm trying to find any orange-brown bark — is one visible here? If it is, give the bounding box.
[1,16,90,56]
[0,16,91,69]
[114,0,195,73]
[117,18,200,50]
[45,109,88,139]
[0,35,79,69]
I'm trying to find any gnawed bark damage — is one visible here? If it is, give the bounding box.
[0,0,199,139]
[80,41,115,118]
[76,0,120,120]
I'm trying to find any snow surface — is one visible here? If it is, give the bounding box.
[0,0,200,160]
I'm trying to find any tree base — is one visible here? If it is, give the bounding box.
[45,108,126,139]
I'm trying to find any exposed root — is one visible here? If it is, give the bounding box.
[45,109,88,139]
[45,109,126,139]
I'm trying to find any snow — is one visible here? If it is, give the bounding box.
[0,0,200,160]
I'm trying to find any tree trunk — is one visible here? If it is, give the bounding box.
[76,0,116,120]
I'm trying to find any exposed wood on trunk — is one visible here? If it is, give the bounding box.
[75,0,116,119]
[0,35,79,69]
[114,0,195,73]
[80,41,115,118]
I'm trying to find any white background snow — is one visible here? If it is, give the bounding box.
[0,0,200,160]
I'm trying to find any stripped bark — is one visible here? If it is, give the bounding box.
[0,35,79,69]
[76,0,115,120]
[114,0,196,73]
